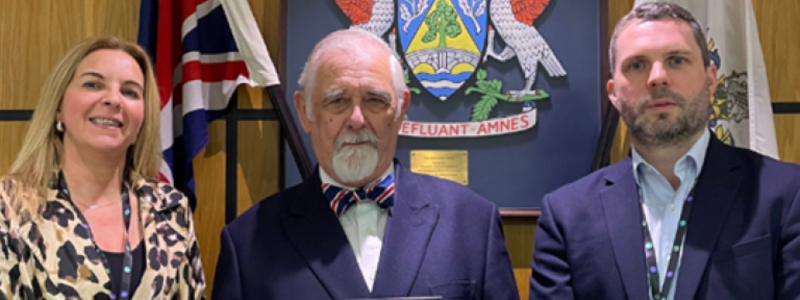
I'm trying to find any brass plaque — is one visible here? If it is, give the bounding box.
[410,150,468,185]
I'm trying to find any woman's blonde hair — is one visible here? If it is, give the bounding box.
[4,36,162,219]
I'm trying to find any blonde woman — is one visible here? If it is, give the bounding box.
[0,36,206,299]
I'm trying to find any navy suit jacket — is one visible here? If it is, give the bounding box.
[212,161,519,299]
[530,136,800,300]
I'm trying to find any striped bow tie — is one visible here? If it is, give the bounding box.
[322,174,395,217]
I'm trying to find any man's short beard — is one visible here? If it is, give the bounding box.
[620,82,709,148]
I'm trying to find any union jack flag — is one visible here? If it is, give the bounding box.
[137,0,279,206]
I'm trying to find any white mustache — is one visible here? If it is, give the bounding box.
[334,131,379,151]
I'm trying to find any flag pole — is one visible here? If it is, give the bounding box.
[264,85,314,180]
[591,103,619,171]
[592,0,615,172]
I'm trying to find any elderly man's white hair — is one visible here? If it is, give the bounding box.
[297,28,407,120]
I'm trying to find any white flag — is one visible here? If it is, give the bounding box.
[632,0,779,159]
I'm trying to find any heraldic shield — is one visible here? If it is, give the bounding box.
[397,0,487,101]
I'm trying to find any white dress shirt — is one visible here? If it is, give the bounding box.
[319,163,393,292]
[631,129,710,300]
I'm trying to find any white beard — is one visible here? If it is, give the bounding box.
[332,131,380,183]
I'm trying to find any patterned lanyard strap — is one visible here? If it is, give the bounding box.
[59,174,135,300]
[638,184,696,300]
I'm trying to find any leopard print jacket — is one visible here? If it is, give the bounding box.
[0,178,207,299]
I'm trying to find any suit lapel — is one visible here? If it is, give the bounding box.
[17,189,67,278]
[139,191,169,298]
[600,158,650,300]
[281,171,371,298]
[674,137,742,300]
[136,180,187,299]
[371,166,439,297]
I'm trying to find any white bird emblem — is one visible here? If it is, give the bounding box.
[485,0,566,98]
[334,0,401,58]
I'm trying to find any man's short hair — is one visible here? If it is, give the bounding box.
[609,2,710,76]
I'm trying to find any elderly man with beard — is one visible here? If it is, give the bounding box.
[529,2,800,300]
[211,29,519,300]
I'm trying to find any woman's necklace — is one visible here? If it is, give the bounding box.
[74,199,119,210]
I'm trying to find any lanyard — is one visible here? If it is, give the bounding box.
[638,183,696,300]
[59,173,134,300]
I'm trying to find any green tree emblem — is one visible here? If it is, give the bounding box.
[422,1,462,48]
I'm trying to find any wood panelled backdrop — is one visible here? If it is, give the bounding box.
[0,0,796,298]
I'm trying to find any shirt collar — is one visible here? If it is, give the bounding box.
[631,129,711,185]
[319,162,395,190]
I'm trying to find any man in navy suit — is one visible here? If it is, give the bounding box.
[530,2,800,300]
[212,28,519,299]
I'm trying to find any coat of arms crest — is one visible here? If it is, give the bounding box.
[334,0,566,137]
